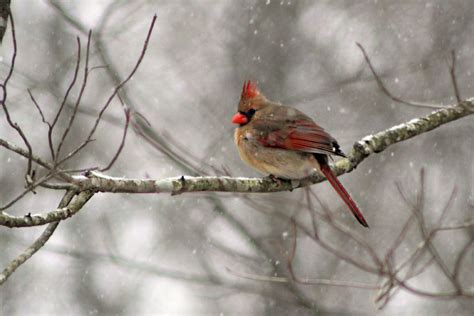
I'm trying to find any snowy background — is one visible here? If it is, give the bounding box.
[0,0,473,315]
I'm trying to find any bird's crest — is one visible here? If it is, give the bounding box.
[241,80,259,99]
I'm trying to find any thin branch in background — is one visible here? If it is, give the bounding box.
[448,50,462,103]
[0,190,76,285]
[100,108,131,172]
[225,267,378,290]
[356,42,445,109]
[239,190,474,302]
[48,1,210,177]
[383,210,416,269]
[309,189,383,268]
[28,89,50,127]
[0,138,75,183]
[55,32,91,162]
[308,189,333,223]
[453,236,474,292]
[305,188,319,238]
[302,199,379,274]
[84,15,157,144]
[49,36,82,161]
[58,15,157,166]
[0,11,34,177]
[0,173,56,211]
[389,171,464,299]
[3,8,16,86]
[88,64,108,74]
[412,184,461,292]
[287,218,298,282]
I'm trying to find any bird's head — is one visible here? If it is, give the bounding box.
[232,80,267,126]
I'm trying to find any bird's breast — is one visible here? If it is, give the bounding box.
[234,127,319,179]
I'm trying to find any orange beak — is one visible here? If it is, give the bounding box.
[232,112,248,125]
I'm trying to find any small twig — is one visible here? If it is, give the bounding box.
[88,64,108,74]
[305,188,319,238]
[452,235,473,292]
[0,12,34,177]
[49,36,82,160]
[0,138,75,183]
[419,188,460,292]
[3,9,16,86]
[356,42,445,109]
[28,89,50,126]
[308,189,383,268]
[287,219,298,282]
[395,171,461,293]
[38,181,77,190]
[383,210,416,268]
[0,173,56,211]
[225,267,378,289]
[58,15,157,166]
[100,107,131,172]
[448,50,461,103]
[435,221,474,231]
[55,32,91,162]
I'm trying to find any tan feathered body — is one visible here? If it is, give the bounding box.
[234,103,322,179]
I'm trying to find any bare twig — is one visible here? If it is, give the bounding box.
[55,33,91,162]
[409,178,461,292]
[226,267,378,290]
[452,235,474,292]
[383,211,416,268]
[356,42,445,109]
[0,138,75,183]
[308,189,383,269]
[287,219,298,282]
[28,89,50,126]
[0,12,34,177]
[100,107,131,172]
[305,188,319,237]
[0,173,56,211]
[49,36,82,160]
[448,50,462,103]
[59,15,157,166]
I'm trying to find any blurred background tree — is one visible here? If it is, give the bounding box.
[0,0,473,315]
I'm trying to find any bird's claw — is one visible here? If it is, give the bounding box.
[266,174,293,191]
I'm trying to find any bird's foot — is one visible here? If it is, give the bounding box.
[266,174,293,191]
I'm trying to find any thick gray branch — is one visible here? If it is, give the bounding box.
[0,190,94,228]
[77,99,474,194]
[0,100,472,228]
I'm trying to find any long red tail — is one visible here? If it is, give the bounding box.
[320,162,369,228]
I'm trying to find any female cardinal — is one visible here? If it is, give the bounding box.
[232,80,368,227]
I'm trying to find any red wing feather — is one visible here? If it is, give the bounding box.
[256,119,341,156]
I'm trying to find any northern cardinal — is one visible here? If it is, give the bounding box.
[232,80,368,227]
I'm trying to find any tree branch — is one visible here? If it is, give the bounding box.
[69,99,473,194]
[0,190,94,228]
[0,190,76,285]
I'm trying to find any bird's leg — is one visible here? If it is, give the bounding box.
[266,174,293,191]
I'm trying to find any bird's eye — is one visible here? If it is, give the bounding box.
[247,108,256,116]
